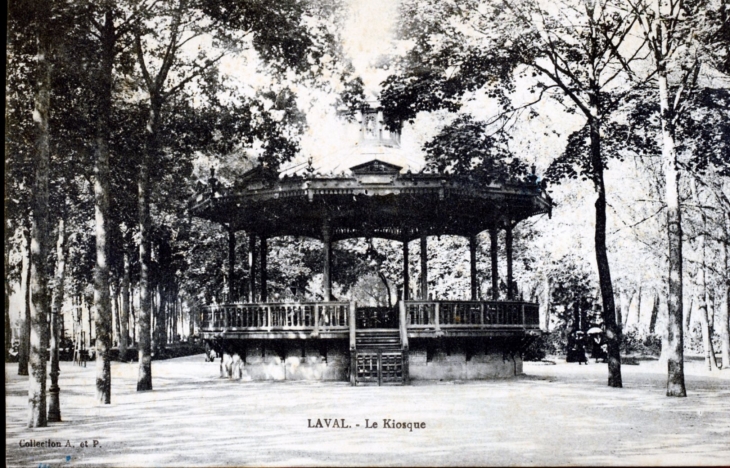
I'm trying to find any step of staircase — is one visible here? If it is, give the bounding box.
[356,329,401,351]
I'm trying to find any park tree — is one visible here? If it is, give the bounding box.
[49,0,160,404]
[680,89,730,369]
[9,0,104,417]
[622,0,727,395]
[47,208,67,422]
[131,0,347,390]
[6,0,43,379]
[381,0,652,387]
[131,0,234,391]
[7,0,57,427]
[85,0,126,405]
[593,75,729,370]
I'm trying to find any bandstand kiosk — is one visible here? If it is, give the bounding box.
[190,102,552,385]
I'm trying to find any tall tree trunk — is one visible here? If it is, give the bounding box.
[87,295,93,348]
[4,220,12,361]
[165,294,171,344]
[658,68,686,397]
[696,295,717,369]
[172,303,176,342]
[134,7,187,385]
[189,302,195,339]
[684,297,693,335]
[48,216,66,422]
[649,290,659,334]
[621,290,629,327]
[111,284,119,348]
[130,286,136,346]
[117,294,122,345]
[28,3,53,425]
[708,292,715,330]
[151,289,156,344]
[170,291,174,342]
[18,227,31,376]
[588,112,622,388]
[722,292,730,369]
[156,283,167,352]
[137,100,161,391]
[540,276,550,332]
[92,7,115,405]
[629,288,641,328]
[658,295,671,363]
[722,212,730,369]
[73,294,84,366]
[377,271,392,309]
[697,231,719,371]
[120,251,130,359]
[4,279,10,361]
[172,288,178,342]
[628,291,635,326]
[614,292,623,329]
[168,299,172,343]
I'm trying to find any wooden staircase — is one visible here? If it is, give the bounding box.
[356,329,401,351]
[353,329,407,385]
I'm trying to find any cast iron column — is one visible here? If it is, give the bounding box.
[403,235,410,301]
[260,237,268,302]
[506,225,514,300]
[248,233,256,302]
[420,234,428,300]
[490,228,499,300]
[322,218,332,301]
[469,234,477,301]
[228,227,236,302]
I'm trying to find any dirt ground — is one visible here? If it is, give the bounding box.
[5,355,730,467]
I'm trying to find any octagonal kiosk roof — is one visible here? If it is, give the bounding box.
[190,103,552,240]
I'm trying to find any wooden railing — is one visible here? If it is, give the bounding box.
[201,300,539,334]
[200,302,350,331]
[404,300,540,330]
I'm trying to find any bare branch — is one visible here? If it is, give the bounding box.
[134,32,154,92]
[609,205,667,235]
[162,52,226,100]
[532,63,592,116]
[115,0,162,40]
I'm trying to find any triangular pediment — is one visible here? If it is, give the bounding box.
[349,159,402,174]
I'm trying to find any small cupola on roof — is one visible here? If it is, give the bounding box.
[356,99,400,147]
[280,96,423,177]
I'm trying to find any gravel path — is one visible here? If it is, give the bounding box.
[6,356,729,467]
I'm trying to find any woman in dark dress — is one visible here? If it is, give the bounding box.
[591,332,608,363]
[567,330,588,364]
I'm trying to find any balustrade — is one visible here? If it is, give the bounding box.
[405,300,540,329]
[200,302,349,331]
[201,300,539,333]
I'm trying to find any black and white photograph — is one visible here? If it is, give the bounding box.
[5,0,730,466]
